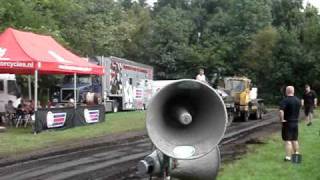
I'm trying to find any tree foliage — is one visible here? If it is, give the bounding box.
[1,0,320,102]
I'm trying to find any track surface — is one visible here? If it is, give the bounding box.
[0,111,280,180]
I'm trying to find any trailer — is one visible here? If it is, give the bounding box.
[59,56,153,112]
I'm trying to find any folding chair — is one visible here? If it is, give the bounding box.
[15,110,26,128]
[23,113,33,128]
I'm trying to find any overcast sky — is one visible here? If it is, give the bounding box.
[147,0,320,10]
[303,0,320,9]
[146,0,156,6]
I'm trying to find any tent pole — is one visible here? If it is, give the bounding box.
[74,73,77,109]
[34,70,38,111]
[28,75,32,100]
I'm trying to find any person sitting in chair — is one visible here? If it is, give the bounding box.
[5,100,16,126]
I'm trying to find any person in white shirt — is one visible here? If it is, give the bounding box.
[196,68,207,83]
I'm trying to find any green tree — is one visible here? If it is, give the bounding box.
[300,4,320,91]
[148,6,196,79]
[242,26,279,80]
[56,0,135,57]
[242,26,279,100]
[0,0,60,35]
[271,0,304,30]
[122,3,152,62]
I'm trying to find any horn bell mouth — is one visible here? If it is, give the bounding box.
[146,79,227,159]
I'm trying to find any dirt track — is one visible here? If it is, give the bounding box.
[0,111,281,180]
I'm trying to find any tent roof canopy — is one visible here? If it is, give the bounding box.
[0,28,104,75]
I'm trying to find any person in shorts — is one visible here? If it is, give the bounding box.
[301,84,317,126]
[279,86,301,161]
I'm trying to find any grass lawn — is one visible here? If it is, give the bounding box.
[0,111,146,156]
[218,113,320,180]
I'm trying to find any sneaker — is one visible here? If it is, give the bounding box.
[284,157,291,162]
[307,122,312,126]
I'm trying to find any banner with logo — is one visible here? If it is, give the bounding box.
[74,105,105,126]
[46,112,67,128]
[35,107,74,132]
[34,105,105,133]
[84,109,100,123]
[135,88,143,99]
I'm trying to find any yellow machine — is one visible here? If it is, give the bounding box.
[223,76,264,121]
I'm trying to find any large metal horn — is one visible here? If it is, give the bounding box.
[146,79,227,160]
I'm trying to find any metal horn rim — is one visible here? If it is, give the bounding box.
[146,79,228,160]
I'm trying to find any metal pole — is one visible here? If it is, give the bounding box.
[34,70,38,111]
[28,75,32,100]
[74,73,77,109]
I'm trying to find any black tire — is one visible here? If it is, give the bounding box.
[227,112,234,126]
[258,109,263,119]
[112,100,119,113]
[253,111,259,120]
[258,103,265,119]
[242,111,249,122]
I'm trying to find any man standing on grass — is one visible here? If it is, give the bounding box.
[301,84,317,126]
[279,86,301,161]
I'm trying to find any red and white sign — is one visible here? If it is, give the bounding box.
[46,111,66,128]
[0,47,8,60]
[84,109,100,123]
[135,88,144,99]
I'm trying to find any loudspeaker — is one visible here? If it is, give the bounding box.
[147,79,227,160]
[171,146,221,180]
[138,147,221,180]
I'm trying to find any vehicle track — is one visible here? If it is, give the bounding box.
[0,111,279,180]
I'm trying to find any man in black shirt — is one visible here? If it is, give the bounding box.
[279,86,301,161]
[302,84,317,126]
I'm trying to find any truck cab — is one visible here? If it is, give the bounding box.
[59,75,101,103]
[224,77,251,108]
[223,77,264,121]
[0,74,20,113]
